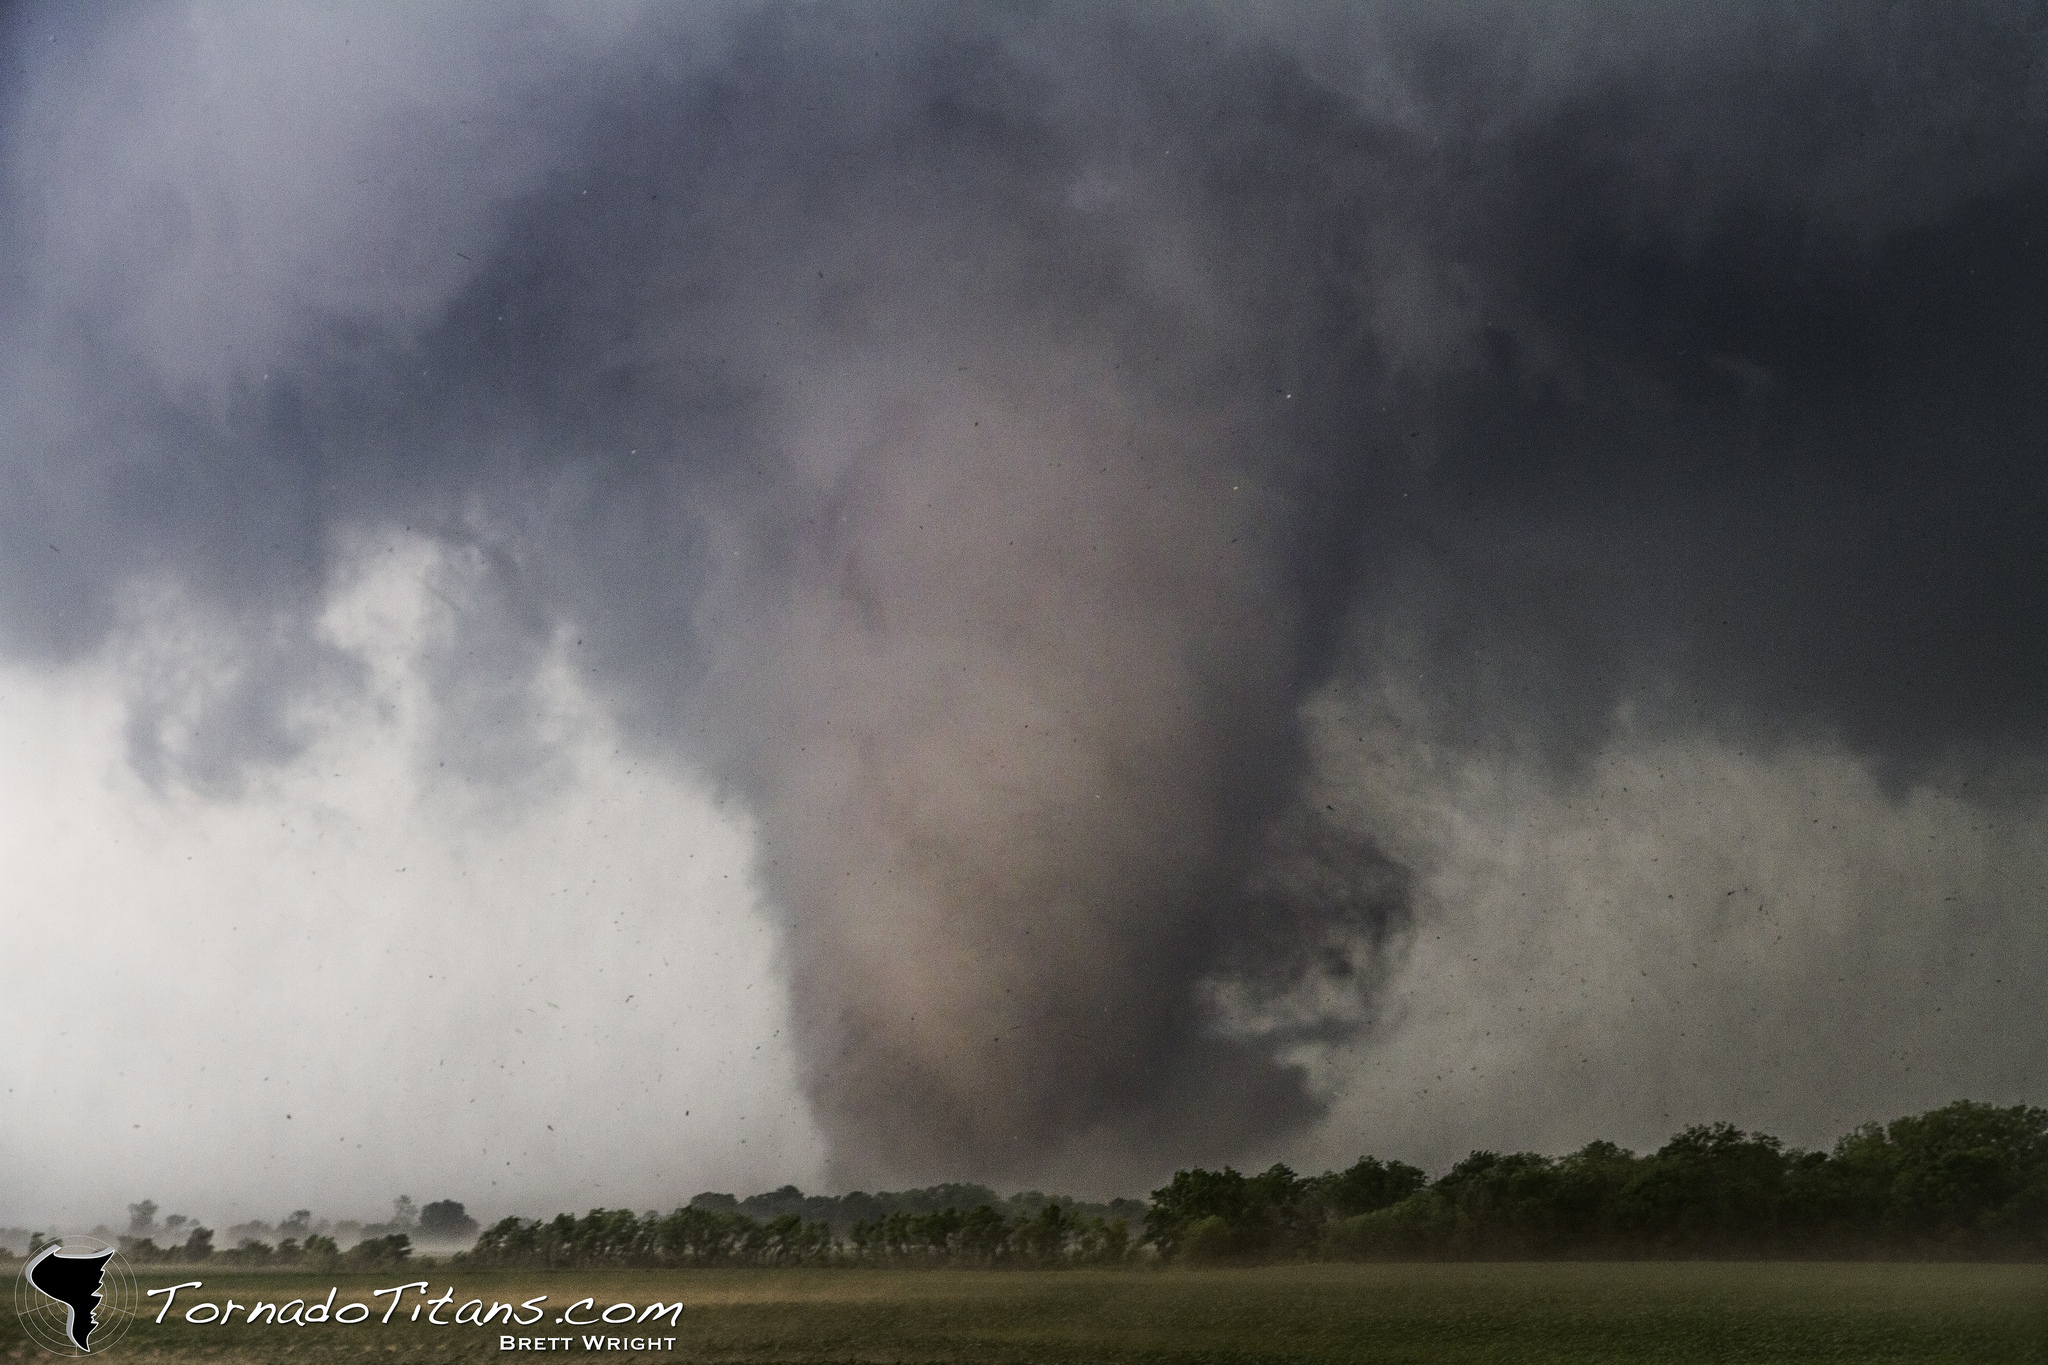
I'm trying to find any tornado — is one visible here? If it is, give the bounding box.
[2,2,2044,1197]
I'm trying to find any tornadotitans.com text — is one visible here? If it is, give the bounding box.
[146,1280,683,1331]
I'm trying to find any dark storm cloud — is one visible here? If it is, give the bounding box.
[3,2,2044,1185]
[1352,12,2048,784]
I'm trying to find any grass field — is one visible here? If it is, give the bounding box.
[6,1262,2044,1364]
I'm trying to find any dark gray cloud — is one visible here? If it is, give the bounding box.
[4,1,2044,1190]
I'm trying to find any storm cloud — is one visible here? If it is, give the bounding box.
[2,1,2044,1203]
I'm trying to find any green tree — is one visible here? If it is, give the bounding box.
[301,1234,341,1269]
[117,1237,166,1263]
[1316,1156,1427,1218]
[343,1233,413,1270]
[418,1200,480,1241]
[957,1204,1010,1264]
[1434,1151,1565,1256]
[1146,1164,1310,1261]
[1618,1125,1790,1254]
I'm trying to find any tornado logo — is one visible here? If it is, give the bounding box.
[14,1238,136,1356]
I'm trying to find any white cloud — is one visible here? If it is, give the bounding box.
[0,533,821,1230]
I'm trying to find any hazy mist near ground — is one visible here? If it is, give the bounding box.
[1,1,2044,1219]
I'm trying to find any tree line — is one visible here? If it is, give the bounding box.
[462,1101,2045,1267]
[116,1228,423,1270]
[1150,1101,2046,1262]
[16,1100,2035,1270]
[461,1200,1135,1269]
[97,1196,478,1269]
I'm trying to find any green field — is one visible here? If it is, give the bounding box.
[8,1263,2044,1364]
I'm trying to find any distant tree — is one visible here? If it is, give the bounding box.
[1829,1100,2048,1254]
[1178,1215,1234,1264]
[127,1201,158,1236]
[1882,1101,2048,1243]
[117,1237,166,1263]
[1619,1124,1790,1253]
[1016,1204,1076,1264]
[390,1196,418,1230]
[760,1213,811,1265]
[277,1210,313,1238]
[1076,1214,1130,1264]
[417,1200,480,1241]
[1147,1166,1245,1258]
[1106,1198,1147,1225]
[181,1226,214,1261]
[224,1239,275,1265]
[344,1234,413,1270]
[1545,1140,1641,1249]
[1434,1150,1570,1256]
[957,1205,1009,1264]
[418,1100,2048,1272]
[1323,1188,1464,1259]
[1146,1163,1310,1261]
[1317,1156,1428,1218]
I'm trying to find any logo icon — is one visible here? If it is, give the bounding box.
[15,1238,138,1356]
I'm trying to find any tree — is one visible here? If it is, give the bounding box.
[1433,1150,1567,1256]
[1828,1100,2048,1253]
[958,1204,1010,1264]
[1619,1124,1790,1253]
[1146,1163,1310,1261]
[344,1234,413,1270]
[1179,1215,1234,1263]
[127,1201,158,1236]
[418,1201,480,1241]
[224,1239,275,1265]
[301,1233,341,1269]
[1317,1157,1427,1218]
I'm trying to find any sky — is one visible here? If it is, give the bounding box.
[1,1,2044,1231]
